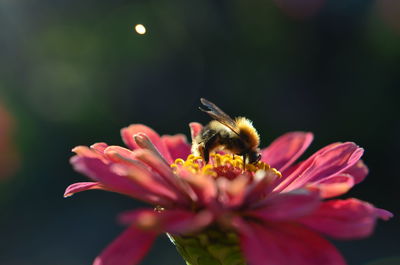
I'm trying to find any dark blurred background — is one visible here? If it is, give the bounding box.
[0,0,399,264]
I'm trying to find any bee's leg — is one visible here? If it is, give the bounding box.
[242,154,246,169]
[204,148,210,164]
[203,134,219,164]
[198,144,205,160]
[232,154,235,159]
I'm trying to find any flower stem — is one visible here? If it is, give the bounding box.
[167,229,246,265]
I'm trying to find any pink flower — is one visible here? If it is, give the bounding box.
[65,123,393,265]
[0,103,19,179]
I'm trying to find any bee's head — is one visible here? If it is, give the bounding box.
[247,148,261,164]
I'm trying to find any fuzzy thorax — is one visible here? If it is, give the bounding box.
[234,117,260,148]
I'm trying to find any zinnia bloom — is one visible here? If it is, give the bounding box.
[65,123,392,265]
[0,103,19,179]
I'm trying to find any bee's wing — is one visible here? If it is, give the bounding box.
[199,98,240,135]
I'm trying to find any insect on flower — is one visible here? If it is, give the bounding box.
[65,98,393,265]
[193,98,261,166]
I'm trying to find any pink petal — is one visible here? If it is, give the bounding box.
[189,122,203,140]
[261,132,313,172]
[245,188,320,221]
[280,162,301,177]
[133,148,177,179]
[64,182,107,197]
[343,160,368,184]
[104,146,138,163]
[120,124,172,163]
[234,218,346,265]
[221,175,249,208]
[178,169,216,205]
[104,146,183,201]
[310,174,355,198]
[104,146,179,195]
[133,133,171,165]
[160,209,213,234]
[299,198,393,240]
[119,208,213,235]
[279,142,342,177]
[232,218,277,265]
[215,175,250,208]
[161,134,191,161]
[277,142,364,192]
[90,142,109,153]
[110,163,181,204]
[104,145,175,198]
[72,146,108,163]
[133,148,193,203]
[375,208,394,221]
[244,169,281,205]
[93,225,157,265]
[71,156,171,206]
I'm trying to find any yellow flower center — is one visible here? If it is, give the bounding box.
[170,153,281,179]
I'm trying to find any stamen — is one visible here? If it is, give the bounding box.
[170,153,281,180]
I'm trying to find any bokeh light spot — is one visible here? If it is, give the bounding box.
[134,24,146,35]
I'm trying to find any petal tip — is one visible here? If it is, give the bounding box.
[376,208,394,221]
[189,122,203,139]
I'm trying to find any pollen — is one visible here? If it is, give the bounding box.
[170,153,281,180]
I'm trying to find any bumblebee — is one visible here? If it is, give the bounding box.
[192,98,261,166]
